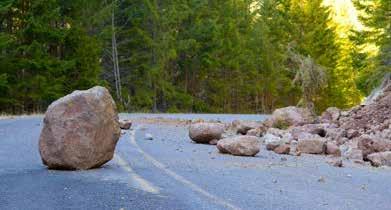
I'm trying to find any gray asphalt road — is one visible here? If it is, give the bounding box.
[1,114,391,210]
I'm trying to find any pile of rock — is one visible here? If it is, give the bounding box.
[187,76,391,166]
[260,77,391,167]
[188,121,262,156]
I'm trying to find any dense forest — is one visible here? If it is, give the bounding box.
[0,0,389,114]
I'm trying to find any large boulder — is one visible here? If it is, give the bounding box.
[217,136,260,156]
[189,122,225,144]
[39,86,121,170]
[268,106,315,128]
[297,133,326,154]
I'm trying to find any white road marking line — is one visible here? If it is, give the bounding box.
[114,154,160,194]
[130,128,242,210]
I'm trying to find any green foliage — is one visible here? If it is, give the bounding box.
[0,0,386,114]
[354,0,391,92]
[0,0,103,113]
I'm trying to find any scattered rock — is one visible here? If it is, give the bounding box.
[246,128,263,137]
[268,106,316,128]
[325,142,341,156]
[39,86,121,170]
[297,134,326,154]
[367,151,391,167]
[217,136,260,156]
[340,146,363,160]
[320,107,341,123]
[209,139,219,145]
[189,122,225,144]
[318,176,326,183]
[289,140,301,156]
[263,133,289,151]
[273,144,290,155]
[290,123,332,140]
[357,134,391,158]
[119,119,132,130]
[326,158,343,167]
[145,133,153,140]
[234,120,264,135]
[325,128,347,145]
[280,157,288,161]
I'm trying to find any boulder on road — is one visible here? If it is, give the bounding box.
[217,136,260,156]
[297,133,326,154]
[268,106,315,128]
[39,86,121,170]
[367,151,391,167]
[189,122,225,144]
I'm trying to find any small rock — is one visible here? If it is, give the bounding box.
[217,136,260,156]
[273,144,290,155]
[326,158,343,167]
[209,139,219,145]
[357,135,391,158]
[318,176,326,183]
[268,106,316,128]
[234,121,264,135]
[119,119,132,130]
[189,122,225,144]
[263,132,290,151]
[145,133,153,140]
[320,107,341,122]
[297,134,326,154]
[326,142,341,156]
[367,151,391,167]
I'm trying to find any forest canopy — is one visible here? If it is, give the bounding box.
[0,0,389,114]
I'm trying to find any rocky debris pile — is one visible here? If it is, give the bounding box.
[119,119,132,130]
[186,77,390,164]
[189,122,225,144]
[39,86,121,170]
[217,136,260,156]
[260,78,391,167]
